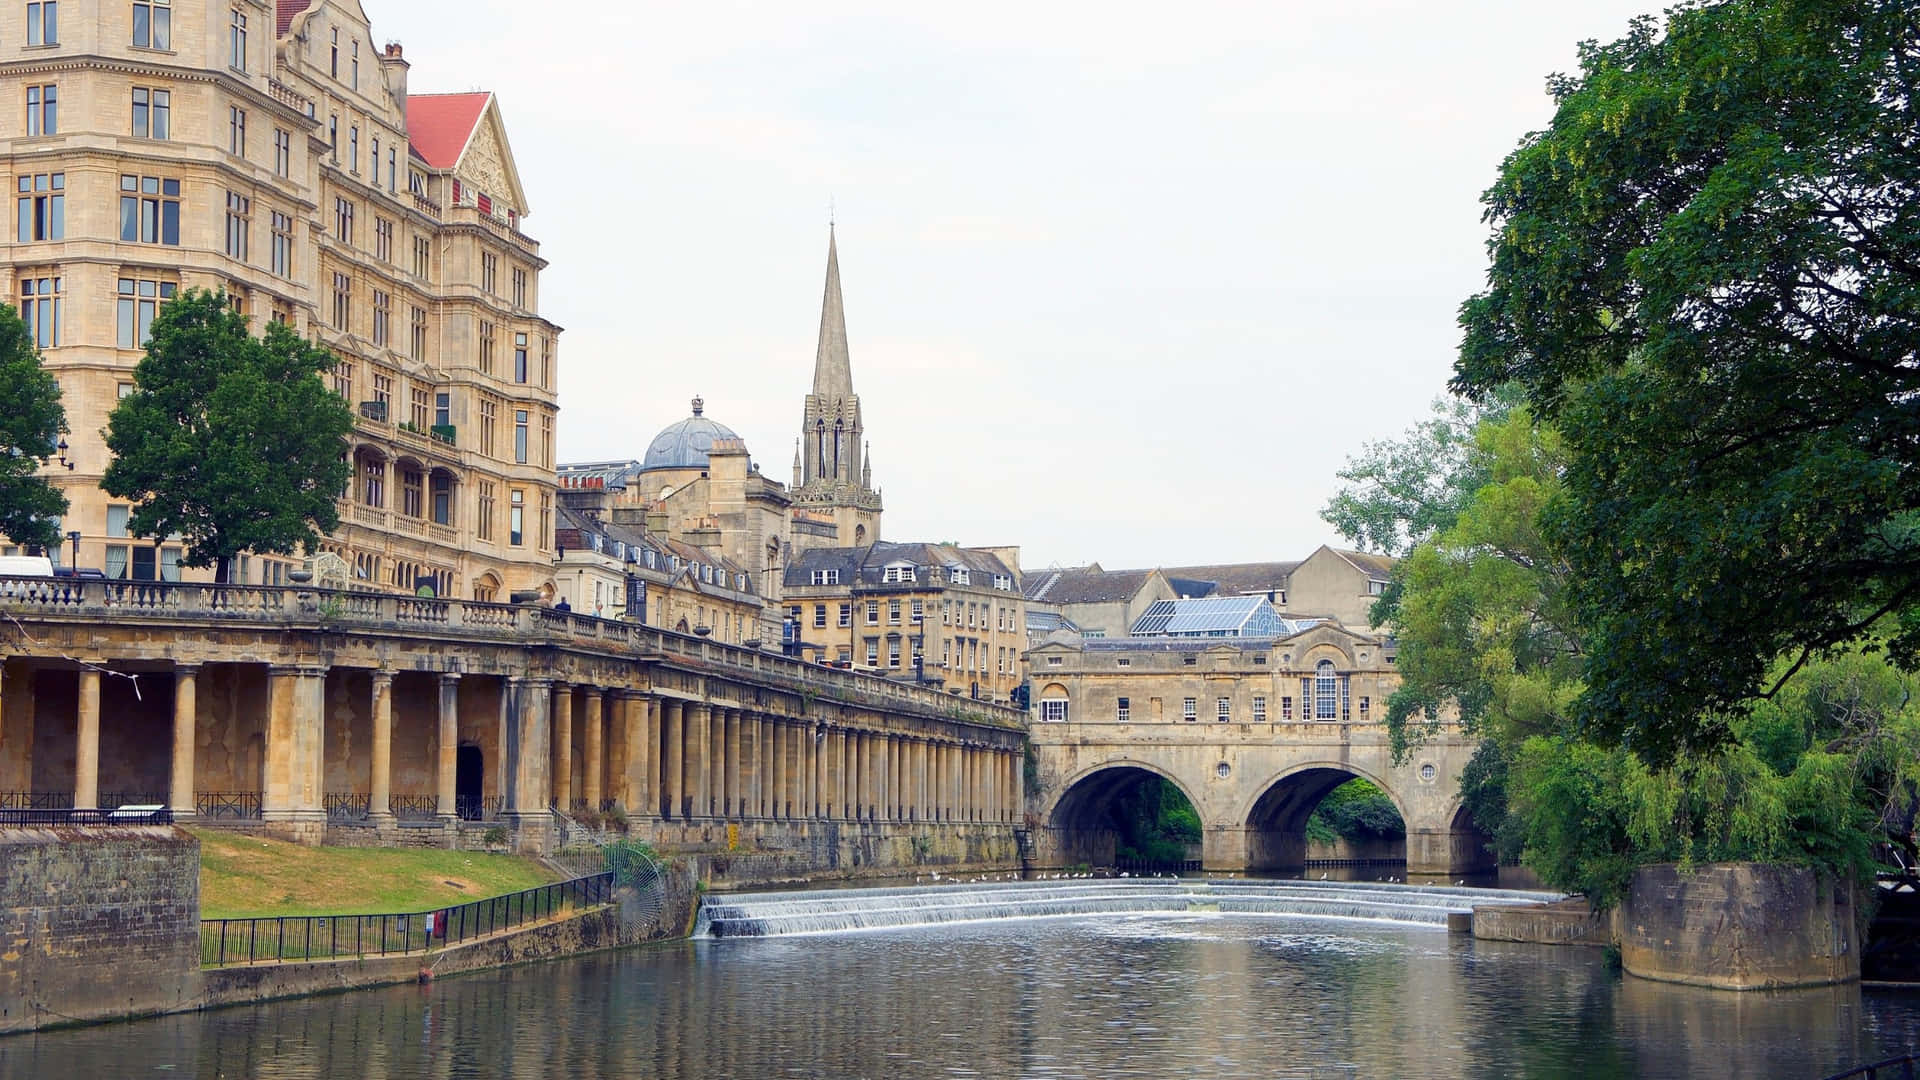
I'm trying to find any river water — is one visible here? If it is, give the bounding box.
[7,884,1920,1079]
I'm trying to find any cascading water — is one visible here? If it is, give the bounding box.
[695,878,1563,938]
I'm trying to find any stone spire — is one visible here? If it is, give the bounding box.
[811,225,853,401]
[792,439,802,489]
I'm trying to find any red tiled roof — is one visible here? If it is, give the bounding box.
[275,0,312,36]
[407,92,491,170]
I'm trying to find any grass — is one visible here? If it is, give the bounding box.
[189,827,565,920]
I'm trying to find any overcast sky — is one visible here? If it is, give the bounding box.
[370,1,1654,571]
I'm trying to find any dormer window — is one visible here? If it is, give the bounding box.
[810,569,840,585]
[882,564,916,584]
[948,566,970,586]
[994,574,1012,590]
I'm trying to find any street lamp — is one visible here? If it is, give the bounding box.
[66,530,80,570]
[55,438,72,471]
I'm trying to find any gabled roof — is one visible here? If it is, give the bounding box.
[1331,548,1396,581]
[407,92,491,170]
[1151,562,1299,597]
[1024,567,1158,605]
[276,0,313,35]
[782,542,1017,589]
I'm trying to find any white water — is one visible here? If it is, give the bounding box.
[695,877,1564,937]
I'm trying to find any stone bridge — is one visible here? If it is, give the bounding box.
[0,578,1025,865]
[1027,718,1490,877]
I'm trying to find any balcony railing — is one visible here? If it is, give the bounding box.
[0,577,1028,730]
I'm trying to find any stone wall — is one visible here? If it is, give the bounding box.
[0,826,203,1034]
[1473,898,1610,947]
[661,820,1021,890]
[1615,862,1859,990]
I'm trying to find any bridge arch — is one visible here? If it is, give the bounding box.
[1235,760,1409,872]
[1043,760,1207,869]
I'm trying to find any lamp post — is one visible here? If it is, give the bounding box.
[66,530,80,571]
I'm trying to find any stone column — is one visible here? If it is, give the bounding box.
[437,674,459,821]
[263,666,326,830]
[169,664,199,818]
[860,732,876,822]
[739,711,757,819]
[368,670,393,823]
[813,723,827,819]
[878,735,892,824]
[630,693,654,817]
[723,709,741,819]
[694,703,717,818]
[662,699,683,820]
[583,688,604,813]
[552,684,574,812]
[786,719,803,821]
[709,705,727,818]
[72,668,101,810]
[805,721,820,819]
[504,677,552,817]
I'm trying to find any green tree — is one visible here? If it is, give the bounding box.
[1321,395,1501,560]
[103,290,353,583]
[0,304,68,550]
[1453,0,1920,765]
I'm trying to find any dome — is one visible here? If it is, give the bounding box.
[641,397,741,472]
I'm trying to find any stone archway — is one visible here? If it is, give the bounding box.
[1040,761,1206,869]
[1236,761,1410,872]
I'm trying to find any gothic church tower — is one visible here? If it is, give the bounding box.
[790,226,883,547]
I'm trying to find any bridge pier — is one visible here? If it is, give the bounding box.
[1202,825,1251,873]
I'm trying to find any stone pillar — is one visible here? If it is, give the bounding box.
[263,666,326,832]
[805,721,820,820]
[169,665,199,818]
[552,684,574,812]
[786,719,803,821]
[72,668,102,810]
[437,674,459,821]
[504,677,552,817]
[814,723,827,819]
[662,699,683,820]
[738,711,756,819]
[368,670,393,823]
[723,708,741,819]
[861,732,876,822]
[880,735,894,824]
[583,688,604,813]
[823,728,841,820]
[630,693,654,817]
[691,703,714,819]
[709,705,727,818]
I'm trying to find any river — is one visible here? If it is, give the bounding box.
[6,880,1919,1079]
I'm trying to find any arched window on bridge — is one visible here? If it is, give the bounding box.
[1315,659,1339,720]
[1038,684,1069,723]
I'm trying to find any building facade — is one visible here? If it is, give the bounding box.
[553,496,768,646]
[783,542,1026,703]
[0,0,559,599]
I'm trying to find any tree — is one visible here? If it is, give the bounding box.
[1454,0,1920,765]
[0,303,68,550]
[1321,395,1499,560]
[104,290,353,583]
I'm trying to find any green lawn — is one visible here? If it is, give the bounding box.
[190,827,564,919]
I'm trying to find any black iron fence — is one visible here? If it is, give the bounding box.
[1114,857,1203,874]
[195,792,262,820]
[200,871,613,967]
[0,791,73,809]
[0,806,173,826]
[390,793,439,820]
[1822,1054,1919,1080]
[324,792,371,822]
[454,793,504,821]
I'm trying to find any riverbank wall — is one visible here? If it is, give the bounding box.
[650,819,1021,890]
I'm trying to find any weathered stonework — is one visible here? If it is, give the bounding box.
[1615,862,1859,990]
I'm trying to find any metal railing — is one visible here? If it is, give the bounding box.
[0,806,173,826]
[390,793,440,820]
[0,791,73,809]
[324,792,371,821]
[1822,1054,1919,1080]
[200,871,614,967]
[195,791,262,820]
[455,794,504,821]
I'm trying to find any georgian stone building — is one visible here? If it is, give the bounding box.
[0,0,560,600]
[552,493,769,646]
[782,542,1026,703]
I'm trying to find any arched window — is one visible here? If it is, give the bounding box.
[1038,683,1070,723]
[1315,659,1338,720]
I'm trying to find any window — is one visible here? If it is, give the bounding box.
[1315,660,1338,720]
[888,600,901,625]
[387,148,396,192]
[1370,579,1388,596]
[270,211,293,277]
[431,471,452,526]
[107,505,130,537]
[434,391,450,428]
[513,409,528,463]
[117,382,133,399]
[131,88,169,139]
[331,272,351,329]
[120,175,180,245]
[865,639,879,666]
[360,456,383,507]
[1253,696,1267,723]
[511,267,527,307]
[1359,696,1370,722]
[371,372,391,407]
[813,604,826,629]
[473,320,495,374]
[26,85,55,136]
[370,290,390,346]
[476,481,495,540]
[865,600,879,624]
[224,192,250,261]
[1045,655,1062,667]
[16,172,63,242]
[1040,699,1068,723]
[1281,696,1293,721]
[228,8,246,71]
[334,198,354,245]
[409,306,426,361]
[1116,697,1130,723]
[538,493,551,550]
[809,569,840,585]
[407,387,428,429]
[374,218,392,262]
[133,1,169,49]
[949,567,970,585]
[330,28,338,78]
[479,399,496,456]
[1217,697,1231,723]
[838,603,851,627]
[539,338,551,388]
[482,253,497,294]
[882,565,916,584]
[1115,657,1131,668]
[350,39,359,90]
[513,333,528,383]
[115,277,175,347]
[273,128,291,176]
[400,466,422,518]
[228,106,245,155]
[508,489,524,545]
[26,1,55,45]
[412,237,430,279]
[348,125,358,173]
[18,276,60,347]
[1182,656,1197,667]
[332,359,352,401]
[887,638,901,668]
[911,598,924,623]
[327,114,337,160]
[1182,697,1198,723]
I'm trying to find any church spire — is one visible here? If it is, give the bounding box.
[811,225,853,400]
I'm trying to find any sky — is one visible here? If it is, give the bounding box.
[367,1,1657,572]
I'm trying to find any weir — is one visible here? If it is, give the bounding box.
[695,878,1562,937]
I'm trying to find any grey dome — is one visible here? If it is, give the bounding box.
[641,397,740,472]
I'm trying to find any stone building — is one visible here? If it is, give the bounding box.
[783,542,1026,703]
[553,499,767,645]
[788,225,883,547]
[0,0,560,600]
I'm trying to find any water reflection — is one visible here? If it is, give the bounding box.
[6,916,1917,1079]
